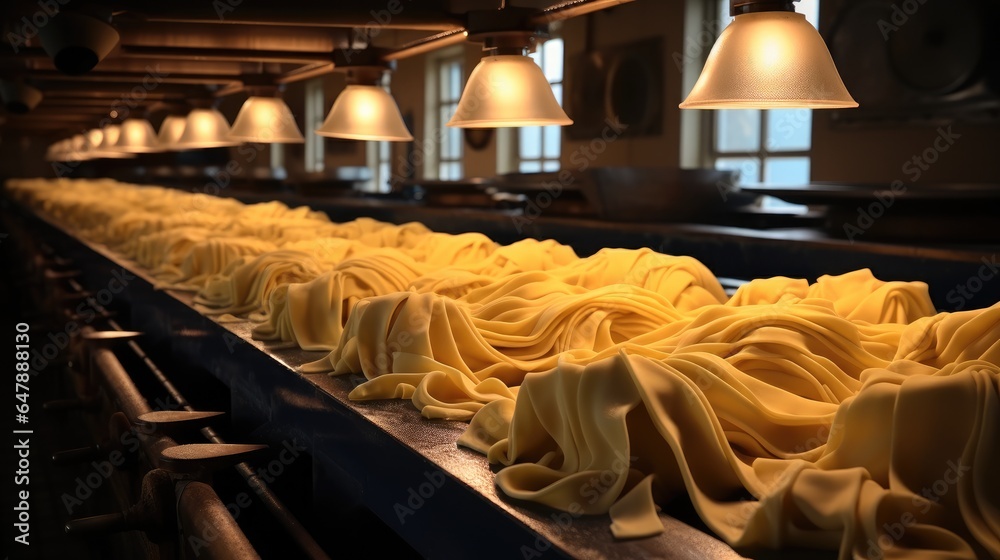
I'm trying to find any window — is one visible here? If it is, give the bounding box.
[366,138,392,193]
[516,38,564,173]
[434,54,464,180]
[709,0,820,194]
[304,77,325,173]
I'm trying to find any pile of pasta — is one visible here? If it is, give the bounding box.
[8,178,997,560]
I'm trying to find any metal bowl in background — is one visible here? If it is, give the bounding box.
[576,167,741,222]
[494,171,595,217]
[401,178,498,207]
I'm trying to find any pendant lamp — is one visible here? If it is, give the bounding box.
[680,0,857,109]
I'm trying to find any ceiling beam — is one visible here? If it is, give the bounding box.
[25,70,242,85]
[276,62,335,85]
[117,45,333,65]
[531,0,635,23]
[120,1,462,30]
[383,29,469,61]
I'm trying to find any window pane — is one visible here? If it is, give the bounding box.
[766,109,812,151]
[763,157,810,186]
[529,49,541,65]
[542,160,560,172]
[551,83,563,106]
[543,39,564,82]
[440,106,452,156]
[520,161,543,173]
[543,125,561,159]
[379,163,391,192]
[718,0,734,28]
[798,0,820,27]
[715,109,761,152]
[448,62,462,101]
[449,162,463,180]
[439,104,452,130]
[519,126,542,159]
[379,141,390,160]
[715,157,761,186]
[439,63,450,103]
[447,128,462,160]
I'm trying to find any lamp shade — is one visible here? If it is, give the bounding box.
[679,11,857,109]
[156,115,187,149]
[0,80,43,114]
[38,11,120,75]
[229,96,304,143]
[447,54,572,128]
[45,141,64,162]
[114,118,160,153]
[67,134,89,161]
[176,108,240,149]
[316,85,413,142]
[88,126,134,159]
[85,128,103,155]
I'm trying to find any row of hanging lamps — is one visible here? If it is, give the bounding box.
[680,0,857,109]
[316,51,413,142]
[448,7,572,128]
[45,0,855,163]
[49,134,92,162]
[47,64,410,160]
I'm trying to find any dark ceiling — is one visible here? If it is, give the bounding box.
[0,0,631,137]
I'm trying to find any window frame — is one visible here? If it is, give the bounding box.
[365,137,392,193]
[708,109,813,186]
[304,77,325,174]
[425,50,464,181]
[703,0,819,187]
[512,37,565,174]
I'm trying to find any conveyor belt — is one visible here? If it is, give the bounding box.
[11,202,841,560]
